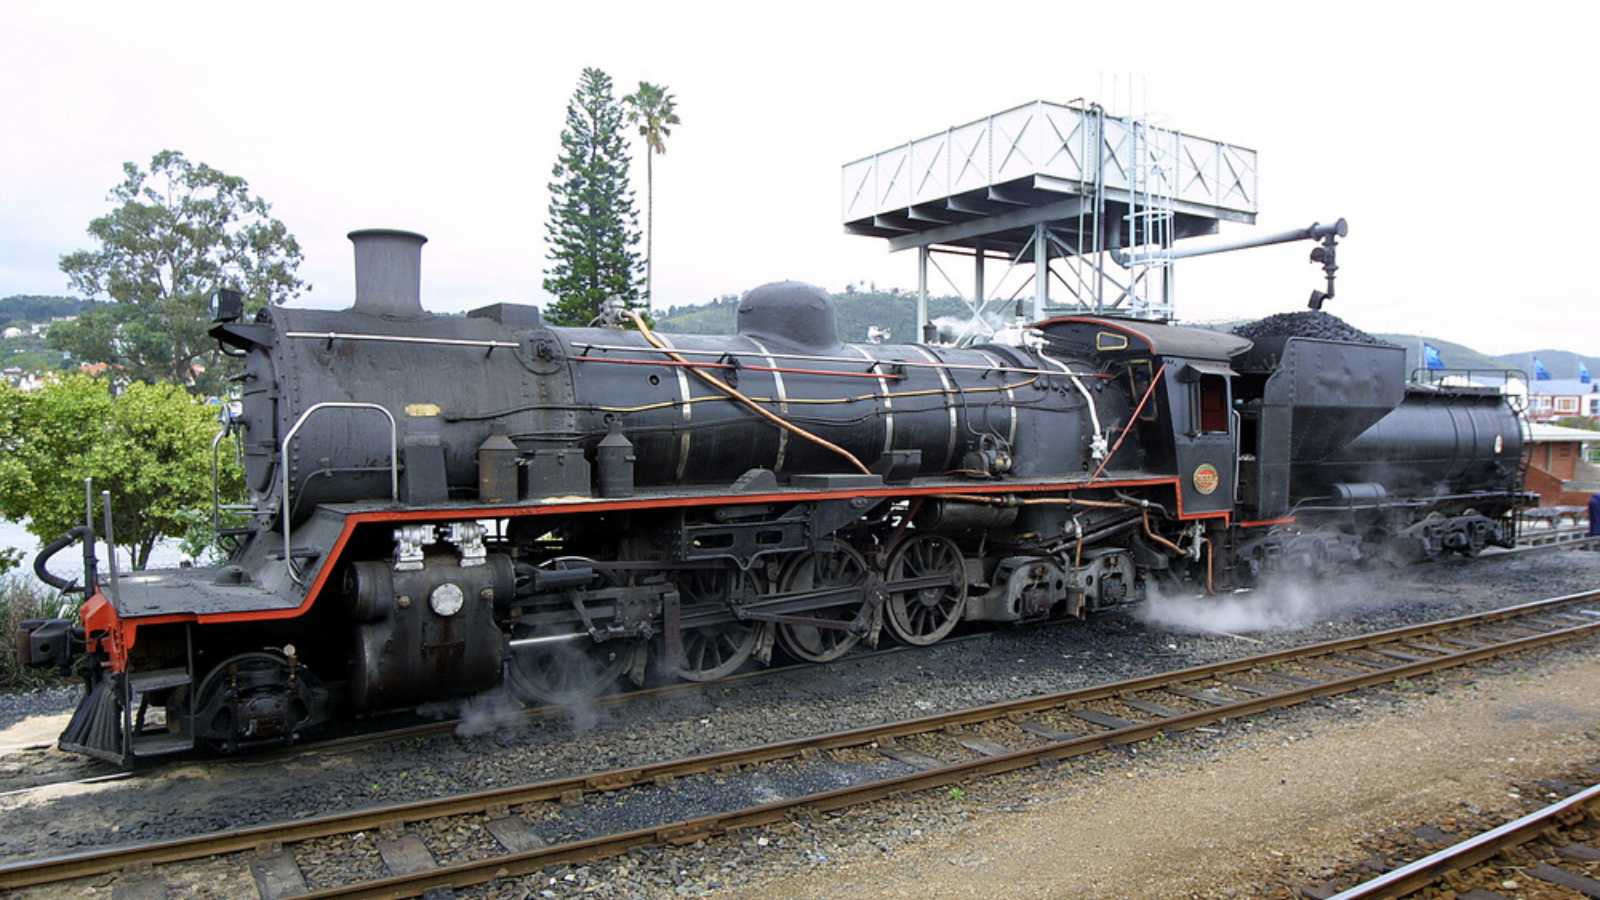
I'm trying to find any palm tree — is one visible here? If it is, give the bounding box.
[622,82,680,310]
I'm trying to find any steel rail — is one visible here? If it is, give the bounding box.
[571,354,905,381]
[0,630,999,805]
[284,330,1114,379]
[285,332,520,349]
[564,340,1113,379]
[1329,782,1600,898]
[8,535,1588,764]
[4,538,1592,803]
[4,588,1597,893]
[305,597,1600,899]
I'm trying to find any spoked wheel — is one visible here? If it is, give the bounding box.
[673,567,769,682]
[506,557,641,706]
[775,543,869,664]
[185,651,320,754]
[883,534,967,646]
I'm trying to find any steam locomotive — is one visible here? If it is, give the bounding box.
[21,229,1530,765]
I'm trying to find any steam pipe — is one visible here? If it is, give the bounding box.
[1113,219,1347,267]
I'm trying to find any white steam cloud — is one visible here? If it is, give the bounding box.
[418,686,528,737]
[1136,580,1334,635]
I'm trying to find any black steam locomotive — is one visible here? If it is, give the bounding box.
[22,229,1530,764]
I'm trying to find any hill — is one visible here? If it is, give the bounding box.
[0,295,91,328]
[1489,350,1600,382]
[1374,334,1507,377]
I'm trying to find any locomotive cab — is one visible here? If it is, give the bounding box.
[1034,316,1251,517]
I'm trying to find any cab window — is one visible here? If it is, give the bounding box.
[1197,373,1229,434]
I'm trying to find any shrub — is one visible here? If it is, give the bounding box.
[0,575,76,691]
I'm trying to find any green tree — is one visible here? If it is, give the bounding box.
[0,375,242,571]
[51,150,306,395]
[622,82,680,311]
[543,68,643,326]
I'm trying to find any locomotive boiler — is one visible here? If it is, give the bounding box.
[22,228,1531,765]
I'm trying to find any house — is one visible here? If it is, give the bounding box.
[1527,378,1600,420]
[1524,421,1600,507]
[1,367,44,391]
[1,326,23,339]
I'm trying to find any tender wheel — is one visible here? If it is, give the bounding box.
[883,534,967,646]
[673,567,769,682]
[775,543,869,664]
[506,557,641,706]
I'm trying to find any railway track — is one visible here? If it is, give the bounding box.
[1330,781,1600,898]
[4,588,1600,898]
[8,529,1592,774]
[0,624,1009,799]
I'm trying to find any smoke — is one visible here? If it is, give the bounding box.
[1136,579,1333,636]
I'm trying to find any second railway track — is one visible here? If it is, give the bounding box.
[4,586,1600,898]
[1331,780,1600,898]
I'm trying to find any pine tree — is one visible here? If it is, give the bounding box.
[544,68,643,325]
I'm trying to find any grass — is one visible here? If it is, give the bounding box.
[0,574,77,692]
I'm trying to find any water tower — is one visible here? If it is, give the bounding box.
[843,100,1333,345]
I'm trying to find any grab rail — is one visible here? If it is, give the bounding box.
[281,402,398,584]
[209,428,256,540]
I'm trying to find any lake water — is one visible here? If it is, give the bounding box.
[1,517,187,589]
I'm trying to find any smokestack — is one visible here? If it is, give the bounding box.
[348,228,427,317]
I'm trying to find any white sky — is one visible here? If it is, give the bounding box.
[1,1,1595,355]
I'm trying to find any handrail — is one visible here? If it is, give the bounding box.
[210,428,231,540]
[281,402,398,585]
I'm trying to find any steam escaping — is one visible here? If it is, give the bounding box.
[1136,579,1332,636]
[418,686,527,737]
[416,681,618,739]
[932,308,1023,344]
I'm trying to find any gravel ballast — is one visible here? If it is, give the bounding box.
[0,684,79,733]
[0,548,1596,878]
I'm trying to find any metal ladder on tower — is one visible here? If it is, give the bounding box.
[1116,116,1177,319]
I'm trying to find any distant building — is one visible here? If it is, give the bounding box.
[1525,421,1600,506]
[1,367,44,392]
[1528,378,1600,420]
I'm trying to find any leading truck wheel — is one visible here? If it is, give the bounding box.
[188,651,320,754]
[505,557,641,706]
[775,543,869,664]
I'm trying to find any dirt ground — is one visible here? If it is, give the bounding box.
[0,711,70,752]
[733,653,1600,899]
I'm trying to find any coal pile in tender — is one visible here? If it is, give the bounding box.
[1232,310,1394,346]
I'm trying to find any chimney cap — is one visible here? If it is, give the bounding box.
[347,228,428,244]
